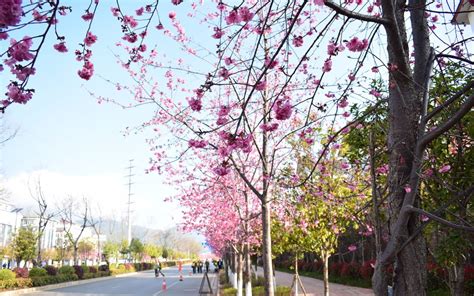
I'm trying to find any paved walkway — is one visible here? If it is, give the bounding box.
[255,267,374,296]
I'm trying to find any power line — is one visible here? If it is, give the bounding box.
[125,159,134,246]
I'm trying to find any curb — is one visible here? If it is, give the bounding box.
[0,269,153,295]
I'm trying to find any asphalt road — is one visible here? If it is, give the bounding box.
[26,265,218,296]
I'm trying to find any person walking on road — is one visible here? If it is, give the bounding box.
[205,260,210,273]
[198,260,203,273]
[154,261,165,277]
[192,261,197,274]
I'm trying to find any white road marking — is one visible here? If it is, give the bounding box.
[152,280,180,296]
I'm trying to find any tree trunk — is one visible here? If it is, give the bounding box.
[73,246,78,265]
[237,251,243,296]
[448,263,465,296]
[323,252,329,296]
[262,197,275,296]
[245,242,252,296]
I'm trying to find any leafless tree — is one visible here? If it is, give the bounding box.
[58,196,91,265]
[28,177,56,264]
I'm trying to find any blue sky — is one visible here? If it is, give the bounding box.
[0,0,214,232]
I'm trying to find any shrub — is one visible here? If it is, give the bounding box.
[124,263,134,271]
[45,265,58,276]
[81,264,89,274]
[29,267,48,278]
[58,265,75,275]
[88,266,97,274]
[222,287,237,295]
[31,274,78,287]
[98,270,110,277]
[360,260,375,280]
[73,265,84,279]
[251,275,265,287]
[340,262,361,278]
[133,263,141,271]
[275,286,292,296]
[0,278,33,290]
[13,267,29,278]
[0,269,16,280]
[98,264,109,272]
[329,262,343,276]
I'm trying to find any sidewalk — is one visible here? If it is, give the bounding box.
[255,267,374,296]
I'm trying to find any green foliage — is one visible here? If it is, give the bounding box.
[0,270,15,280]
[30,274,78,287]
[162,248,169,259]
[58,265,75,275]
[0,278,33,290]
[222,287,237,295]
[102,241,120,261]
[143,244,161,259]
[28,267,47,278]
[129,238,144,261]
[12,227,36,264]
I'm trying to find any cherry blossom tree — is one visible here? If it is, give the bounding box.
[1,1,473,295]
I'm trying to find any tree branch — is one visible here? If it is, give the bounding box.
[420,92,474,147]
[324,0,390,25]
[404,205,474,233]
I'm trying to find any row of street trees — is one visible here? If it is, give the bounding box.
[1,0,472,295]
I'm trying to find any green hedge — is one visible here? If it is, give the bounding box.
[31,274,79,287]
[58,265,75,275]
[0,278,33,290]
[29,267,48,278]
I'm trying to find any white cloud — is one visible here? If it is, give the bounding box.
[4,170,180,230]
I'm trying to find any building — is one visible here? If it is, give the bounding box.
[453,0,474,32]
[20,216,59,250]
[0,201,23,247]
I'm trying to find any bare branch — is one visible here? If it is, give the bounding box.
[405,205,474,233]
[324,0,390,25]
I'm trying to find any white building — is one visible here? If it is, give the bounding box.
[20,216,59,249]
[0,201,23,247]
[453,0,474,32]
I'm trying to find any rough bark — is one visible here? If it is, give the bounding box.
[448,263,465,296]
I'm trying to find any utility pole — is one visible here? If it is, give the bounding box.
[125,159,134,246]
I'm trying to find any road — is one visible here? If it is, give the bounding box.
[26,265,218,296]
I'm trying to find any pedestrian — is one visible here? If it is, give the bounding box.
[192,261,197,274]
[218,259,223,270]
[198,260,203,273]
[205,259,210,273]
[154,261,165,277]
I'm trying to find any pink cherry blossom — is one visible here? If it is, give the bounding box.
[322,59,332,72]
[123,15,138,28]
[438,164,451,173]
[293,36,304,47]
[8,37,34,62]
[188,98,202,111]
[84,32,97,46]
[0,0,22,27]
[172,0,183,5]
[369,89,381,97]
[53,42,68,53]
[226,9,241,25]
[111,7,120,17]
[188,139,208,148]
[255,80,267,91]
[337,98,349,108]
[404,185,412,193]
[169,11,176,19]
[348,245,357,252]
[7,84,32,104]
[218,105,231,117]
[81,12,94,21]
[260,123,279,132]
[77,61,94,80]
[346,37,369,52]
[239,7,254,22]
[274,99,293,120]
[213,165,230,176]
[135,7,144,16]
[212,27,225,39]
